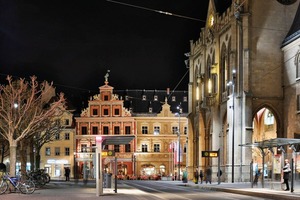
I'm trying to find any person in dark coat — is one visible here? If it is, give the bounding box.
[199,170,204,184]
[282,159,291,191]
[253,169,261,186]
[65,167,71,181]
[205,166,212,184]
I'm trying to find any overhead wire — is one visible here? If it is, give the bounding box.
[106,0,206,22]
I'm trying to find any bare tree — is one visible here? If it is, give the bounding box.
[0,75,65,176]
[33,117,64,169]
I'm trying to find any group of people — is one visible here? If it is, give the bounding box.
[194,166,222,184]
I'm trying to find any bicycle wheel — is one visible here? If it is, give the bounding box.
[0,180,8,194]
[19,180,35,194]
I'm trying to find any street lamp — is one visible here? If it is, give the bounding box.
[227,69,236,183]
[177,104,182,181]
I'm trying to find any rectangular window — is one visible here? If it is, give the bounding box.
[114,145,120,152]
[81,127,87,135]
[154,126,160,135]
[65,119,70,125]
[92,126,98,135]
[154,95,158,101]
[125,126,131,135]
[45,147,51,156]
[92,109,98,116]
[55,147,60,156]
[65,147,70,156]
[104,95,109,101]
[81,144,87,152]
[154,144,160,152]
[114,109,120,115]
[142,126,148,134]
[55,133,60,140]
[125,144,131,152]
[142,144,148,152]
[92,144,96,152]
[104,109,109,115]
[184,127,187,135]
[172,126,178,134]
[65,133,70,140]
[103,126,109,135]
[114,126,120,135]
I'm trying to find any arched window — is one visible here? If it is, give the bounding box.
[221,43,228,93]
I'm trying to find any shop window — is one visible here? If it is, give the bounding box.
[81,144,87,152]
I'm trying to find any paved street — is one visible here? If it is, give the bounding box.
[1,179,300,200]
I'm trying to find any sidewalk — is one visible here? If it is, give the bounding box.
[169,180,300,200]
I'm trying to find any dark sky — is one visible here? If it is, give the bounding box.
[0,0,211,111]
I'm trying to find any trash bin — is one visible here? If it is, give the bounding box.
[103,173,112,188]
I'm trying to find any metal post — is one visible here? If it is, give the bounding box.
[178,112,180,181]
[232,82,235,183]
[96,137,103,196]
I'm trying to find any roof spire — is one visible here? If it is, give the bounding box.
[104,69,110,85]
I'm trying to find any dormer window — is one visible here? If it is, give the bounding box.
[172,96,176,101]
[142,95,147,101]
[154,95,158,101]
[104,95,109,101]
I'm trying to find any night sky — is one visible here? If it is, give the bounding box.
[0,0,211,111]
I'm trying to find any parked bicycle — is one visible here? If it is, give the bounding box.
[26,169,50,188]
[0,173,35,194]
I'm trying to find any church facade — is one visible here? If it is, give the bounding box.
[187,0,300,183]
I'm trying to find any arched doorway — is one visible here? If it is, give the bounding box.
[252,107,277,179]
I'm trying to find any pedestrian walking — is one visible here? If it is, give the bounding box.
[194,169,199,184]
[205,166,212,184]
[199,170,204,184]
[65,167,71,181]
[253,169,261,186]
[282,159,291,191]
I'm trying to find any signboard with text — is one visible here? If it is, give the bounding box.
[201,151,219,157]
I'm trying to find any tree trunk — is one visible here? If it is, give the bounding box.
[9,141,17,176]
[20,140,28,176]
[29,143,35,171]
[35,151,41,169]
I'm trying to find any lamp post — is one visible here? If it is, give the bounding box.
[177,104,182,181]
[227,69,236,183]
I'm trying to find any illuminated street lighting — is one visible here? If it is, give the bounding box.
[227,69,236,183]
[177,104,182,181]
